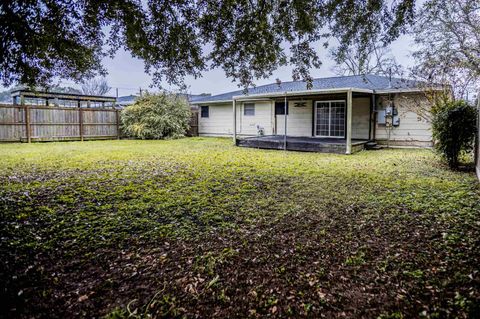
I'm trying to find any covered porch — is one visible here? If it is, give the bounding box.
[236,135,371,153]
[232,89,376,154]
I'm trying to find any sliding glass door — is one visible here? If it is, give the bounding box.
[315,101,346,138]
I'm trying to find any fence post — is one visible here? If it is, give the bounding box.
[25,105,31,143]
[79,108,84,141]
[116,109,121,139]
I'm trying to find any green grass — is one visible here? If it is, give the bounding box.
[1,138,479,318]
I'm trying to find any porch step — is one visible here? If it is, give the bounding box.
[365,141,382,150]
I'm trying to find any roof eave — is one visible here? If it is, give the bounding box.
[233,87,373,100]
[190,86,443,105]
[190,99,233,105]
[375,87,445,94]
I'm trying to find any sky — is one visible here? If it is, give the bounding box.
[91,34,417,98]
[2,34,417,98]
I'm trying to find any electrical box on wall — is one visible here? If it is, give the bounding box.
[377,110,386,124]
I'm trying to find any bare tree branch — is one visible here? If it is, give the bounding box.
[81,78,111,96]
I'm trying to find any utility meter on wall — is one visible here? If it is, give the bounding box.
[385,105,393,116]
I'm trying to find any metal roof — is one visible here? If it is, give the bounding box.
[191,74,424,104]
[11,89,116,102]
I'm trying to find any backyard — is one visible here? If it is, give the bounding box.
[1,138,479,318]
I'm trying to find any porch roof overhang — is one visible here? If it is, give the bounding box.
[191,87,444,105]
[232,87,371,101]
[191,87,372,105]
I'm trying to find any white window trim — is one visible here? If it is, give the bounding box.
[243,102,255,116]
[201,105,209,118]
[314,100,346,138]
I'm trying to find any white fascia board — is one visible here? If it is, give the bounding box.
[190,99,233,105]
[375,87,444,94]
[191,87,377,104]
[233,87,373,100]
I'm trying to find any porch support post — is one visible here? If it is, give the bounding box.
[232,99,237,145]
[284,93,287,150]
[346,90,353,154]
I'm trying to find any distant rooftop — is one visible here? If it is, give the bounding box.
[191,74,426,104]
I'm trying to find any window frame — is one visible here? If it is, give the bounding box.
[275,101,289,115]
[200,105,209,118]
[243,103,255,116]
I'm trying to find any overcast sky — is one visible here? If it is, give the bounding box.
[98,34,416,97]
[3,34,416,97]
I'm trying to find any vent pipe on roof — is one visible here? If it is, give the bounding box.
[276,78,282,90]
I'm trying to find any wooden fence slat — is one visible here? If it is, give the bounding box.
[0,104,121,142]
[79,108,84,141]
[25,105,31,143]
[116,109,120,139]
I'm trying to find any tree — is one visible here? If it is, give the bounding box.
[330,41,404,77]
[411,0,480,100]
[432,100,477,169]
[1,1,415,90]
[81,78,111,96]
[121,93,191,139]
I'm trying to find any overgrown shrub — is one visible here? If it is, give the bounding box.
[121,93,191,139]
[432,100,477,169]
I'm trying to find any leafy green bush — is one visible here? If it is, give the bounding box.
[432,100,477,169]
[121,93,191,139]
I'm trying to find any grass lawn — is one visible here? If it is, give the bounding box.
[1,138,479,318]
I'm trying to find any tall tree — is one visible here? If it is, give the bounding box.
[411,0,480,100]
[330,40,404,76]
[81,78,111,96]
[1,0,415,90]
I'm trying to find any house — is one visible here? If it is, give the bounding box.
[190,74,439,154]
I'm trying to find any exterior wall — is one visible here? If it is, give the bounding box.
[276,100,313,137]
[198,97,371,139]
[236,101,273,136]
[198,103,233,136]
[375,93,433,147]
[198,101,274,136]
[197,93,434,148]
[351,97,370,140]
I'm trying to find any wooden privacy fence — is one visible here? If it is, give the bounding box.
[0,104,121,142]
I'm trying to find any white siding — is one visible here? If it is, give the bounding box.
[375,93,432,146]
[277,98,369,138]
[197,93,433,147]
[276,100,313,137]
[198,103,232,136]
[351,97,370,139]
[236,101,273,135]
[198,101,274,136]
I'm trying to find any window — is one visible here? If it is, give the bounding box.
[200,105,209,118]
[243,103,255,116]
[275,101,288,115]
[315,100,345,138]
